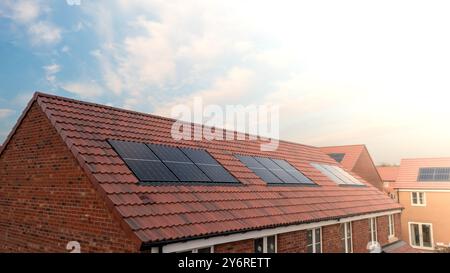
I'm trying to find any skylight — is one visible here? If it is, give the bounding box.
[327,153,345,163]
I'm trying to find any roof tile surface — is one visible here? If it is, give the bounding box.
[17,93,402,244]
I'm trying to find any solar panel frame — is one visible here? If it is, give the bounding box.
[418,167,450,181]
[109,140,159,160]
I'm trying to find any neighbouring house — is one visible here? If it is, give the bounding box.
[320,145,383,191]
[394,158,450,251]
[0,92,403,253]
[377,166,400,199]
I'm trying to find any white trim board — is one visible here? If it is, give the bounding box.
[398,189,450,193]
[162,209,401,253]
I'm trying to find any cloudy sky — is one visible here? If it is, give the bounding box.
[1,0,450,164]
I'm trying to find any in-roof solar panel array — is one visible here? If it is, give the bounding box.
[236,155,315,185]
[311,163,364,186]
[109,140,238,183]
[418,167,450,181]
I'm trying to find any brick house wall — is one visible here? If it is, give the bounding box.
[214,214,401,253]
[0,103,138,253]
[0,102,402,253]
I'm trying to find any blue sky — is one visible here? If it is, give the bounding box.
[2,0,450,164]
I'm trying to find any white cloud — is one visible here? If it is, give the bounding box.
[28,21,62,45]
[61,82,104,98]
[43,64,61,85]
[153,67,255,116]
[0,109,14,119]
[11,0,40,23]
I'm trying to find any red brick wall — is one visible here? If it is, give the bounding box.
[214,214,402,253]
[0,103,138,253]
[277,230,308,253]
[215,239,254,253]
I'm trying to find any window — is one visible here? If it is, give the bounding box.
[328,153,345,163]
[236,155,315,185]
[388,215,395,238]
[409,223,433,249]
[340,222,353,253]
[411,192,426,206]
[109,140,238,183]
[307,228,322,253]
[418,167,450,181]
[254,235,277,253]
[311,163,364,186]
[369,218,377,243]
[179,246,214,253]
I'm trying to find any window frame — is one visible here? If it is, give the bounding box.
[411,192,426,206]
[254,235,277,253]
[180,246,214,253]
[408,222,434,250]
[388,215,395,239]
[341,222,353,253]
[306,227,322,253]
[369,217,378,243]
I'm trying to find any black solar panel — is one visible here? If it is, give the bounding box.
[148,144,191,162]
[237,155,314,185]
[236,155,265,169]
[252,168,284,184]
[164,162,211,182]
[197,164,238,183]
[109,140,158,160]
[109,140,238,184]
[181,148,217,165]
[124,159,178,182]
[272,159,315,184]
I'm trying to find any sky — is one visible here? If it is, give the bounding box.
[1,0,450,165]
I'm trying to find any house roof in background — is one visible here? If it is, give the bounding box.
[394,158,450,189]
[0,92,402,245]
[377,166,399,182]
[320,144,366,170]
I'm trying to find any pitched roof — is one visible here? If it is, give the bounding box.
[1,92,402,246]
[377,166,399,182]
[320,144,366,170]
[394,158,450,190]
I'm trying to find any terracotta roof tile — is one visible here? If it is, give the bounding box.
[377,166,399,182]
[394,158,450,189]
[11,92,403,244]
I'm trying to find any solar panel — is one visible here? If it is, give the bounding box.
[110,140,238,184]
[418,167,450,181]
[237,155,314,185]
[109,140,158,160]
[255,157,297,184]
[272,159,315,184]
[124,159,178,182]
[148,144,191,162]
[164,162,211,182]
[148,144,211,182]
[180,148,218,165]
[197,164,238,183]
[311,163,363,186]
[182,148,238,183]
